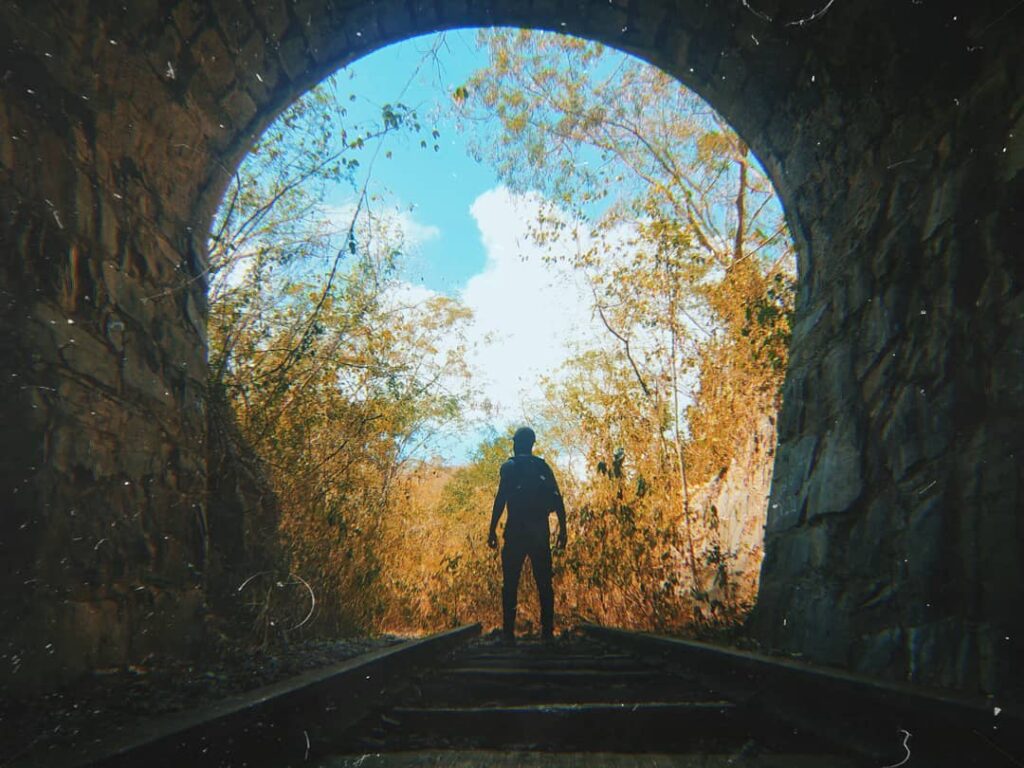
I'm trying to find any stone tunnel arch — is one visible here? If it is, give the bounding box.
[1,0,1021,698]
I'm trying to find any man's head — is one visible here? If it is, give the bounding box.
[512,426,536,455]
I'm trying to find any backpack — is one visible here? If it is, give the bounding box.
[505,455,558,522]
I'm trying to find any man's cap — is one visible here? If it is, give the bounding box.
[512,426,536,447]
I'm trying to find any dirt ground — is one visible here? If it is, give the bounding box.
[0,635,404,768]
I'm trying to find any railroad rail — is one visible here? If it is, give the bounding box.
[72,624,1022,768]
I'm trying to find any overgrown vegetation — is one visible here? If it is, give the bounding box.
[207,74,473,634]
[449,30,795,629]
[207,31,794,641]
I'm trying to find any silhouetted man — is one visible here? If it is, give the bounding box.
[487,427,567,642]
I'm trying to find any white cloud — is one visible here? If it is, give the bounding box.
[383,279,440,309]
[459,187,597,425]
[320,202,440,250]
[397,211,442,247]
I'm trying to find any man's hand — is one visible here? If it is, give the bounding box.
[487,530,498,549]
[555,529,567,550]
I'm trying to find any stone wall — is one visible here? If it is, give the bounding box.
[206,392,282,619]
[0,8,212,692]
[688,417,776,617]
[1,0,1021,698]
[750,4,1024,697]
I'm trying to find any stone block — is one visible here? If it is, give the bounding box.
[184,291,207,345]
[49,418,117,479]
[58,326,120,391]
[820,340,856,408]
[654,16,691,73]
[854,298,896,379]
[805,414,863,519]
[922,173,957,241]
[49,598,129,684]
[277,33,310,82]
[990,290,1024,407]
[905,322,952,384]
[734,75,777,143]
[221,87,257,131]
[100,264,147,324]
[842,263,873,314]
[775,372,806,441]
[122,347,169,405]
[252,0,290,41]
[880,383,952,482]
[35,132,77,221]
[904,494,948,597]
[132,587,206,658]
[853,627,904,678]
[761,531,813,581]
[906,618,975,689]
[212,0,254,52]
[293,0,355,64]
[790,299,828,344]
[683,33,724,91]
[796,587,852,667]
[172,0,208,40]
[765,434,817,532]
[376,1,416,41]
[0,109,13,171]
[806,520,832,570]
[236,34,274,101]
[192,27,236,93]
[854,578,899,613]
[617,6,663,51]
[859,347,897,415]
[144,21,185,87]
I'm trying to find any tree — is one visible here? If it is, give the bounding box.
[206,69,474,636]
[460,29,796,628]
[378,434,509,631]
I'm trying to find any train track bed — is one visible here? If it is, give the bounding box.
[58,624,1024,767]
[1,636,404,768]
[323,633,859,766]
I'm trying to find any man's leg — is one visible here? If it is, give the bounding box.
[501,539,526,640]
[530,544,555,639]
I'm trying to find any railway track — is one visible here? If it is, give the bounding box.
[77,624,1022,768]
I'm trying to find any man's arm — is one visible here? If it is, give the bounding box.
[487,467,508,549]
[550,466,567,549]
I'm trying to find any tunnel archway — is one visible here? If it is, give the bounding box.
[1,0,1021,698]
[204,25,798,640]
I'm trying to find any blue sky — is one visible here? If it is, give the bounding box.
[253,30,785,465]
[302,30,606,464]
[323,31,497,295]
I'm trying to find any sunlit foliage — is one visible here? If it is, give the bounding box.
[209,32,795,641]
[449,29,796,629]
[208,76,473,636]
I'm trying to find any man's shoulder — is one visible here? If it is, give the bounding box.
[501,455,553,477]
[506,454,551,468]
[531,455,554,472]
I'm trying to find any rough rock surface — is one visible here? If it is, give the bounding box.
[0,636,402,767]
[0,0,1021,699]
[688,417,775,619]
[205,392,282,616]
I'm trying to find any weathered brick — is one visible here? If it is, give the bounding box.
[277,33,310,82]
[252,0,290,40]
[3,0,1023,704]
[221,87,257,131]
[171,0,207,40]
[212,0,255,52]
[192,27,236,93]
